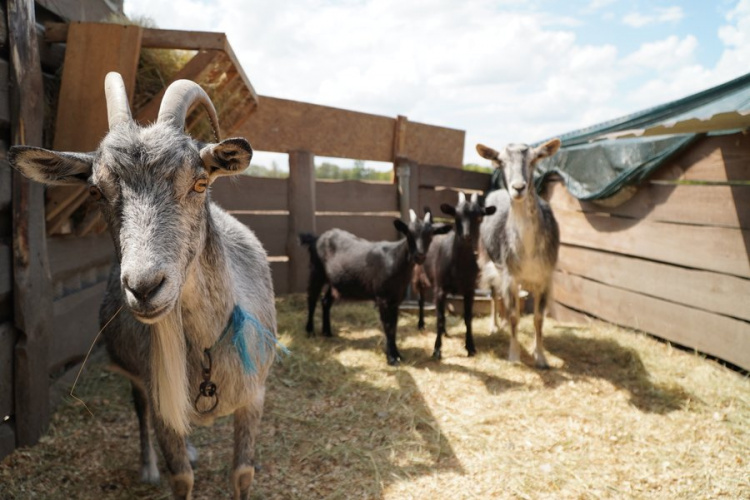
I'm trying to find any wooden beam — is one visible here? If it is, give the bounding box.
[45,23,227,50]
[419,164,490,191]
[287,151,316,293]
[316,179,398,213]
[9,0,53,448]
[54,22,143,151]
[46,188,89,235]
[554,271,750,372]
[316,214,398,243]
[135,49,224,126]
[211,175,288,212]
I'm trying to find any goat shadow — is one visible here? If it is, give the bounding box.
[535,326,692,414]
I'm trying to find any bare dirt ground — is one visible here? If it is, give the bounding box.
[1,294,748,499]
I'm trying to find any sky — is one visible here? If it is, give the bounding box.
[124,0,750,169]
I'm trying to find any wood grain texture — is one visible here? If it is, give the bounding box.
[554,271,750,371]
[211,175,288,212]
[9,0,53,448]
[47,233,114,282]
[404,121,465,168]
[270,260,289,295]
[0,422,15,461]
[316,179,398,213]
[54,23,143,151]
[558,245,750,322]
[650,133,750,183]
[553,208,750,279]
[0,322,16,418]
[36,0,123,22]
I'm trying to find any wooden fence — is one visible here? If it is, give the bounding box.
[546,133,750,371]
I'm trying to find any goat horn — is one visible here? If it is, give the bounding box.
[458,191,466,203]
[471,192,478,203]
[158,80,221,141]
[104,72,133,129]
[409,209,417,222]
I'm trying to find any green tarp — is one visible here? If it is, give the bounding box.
[507,71,750,201]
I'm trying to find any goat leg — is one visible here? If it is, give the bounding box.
[464,291,476,356]
[153,414,193,500]
[321,286,335,337]
[532,291,550,369]
[232,403,263,500]
[305,270,326,337]
[417,288,426,331]
[132,382,160,484]
[433,291,447,360]
[378,300,402,365]
[506,289,521,363]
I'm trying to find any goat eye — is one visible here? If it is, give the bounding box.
[89,185,102,201]
[193,178,208,193]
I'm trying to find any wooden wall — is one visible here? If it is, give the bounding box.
[547,133,750,371]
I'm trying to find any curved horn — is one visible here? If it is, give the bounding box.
[409,209,417,222]
[470,192,478,203]
[104,72,133,129]
[157,80,220,141]
[458,191,466,204]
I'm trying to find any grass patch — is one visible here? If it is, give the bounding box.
[2,295,749,499]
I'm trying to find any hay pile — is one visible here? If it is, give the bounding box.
[1,296,748,499]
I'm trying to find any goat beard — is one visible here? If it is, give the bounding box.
[150,305,192,435]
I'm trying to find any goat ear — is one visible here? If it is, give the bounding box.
[393,219,409,236]
[440,203,456,216]
[483,205,497,216]
[200,137,253,180]
[433,223,453,235]
[9,146,93,186]
[476,143,499,161]
[534,138,561,161]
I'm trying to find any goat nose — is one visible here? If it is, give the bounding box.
[123,272,167,302]
[511,181,527,192]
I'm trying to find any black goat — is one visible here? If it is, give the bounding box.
[300,209,451,365]
[413,193,496,359]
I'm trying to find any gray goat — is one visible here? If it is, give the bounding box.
[476,139,561,368]
[9,73,277,500]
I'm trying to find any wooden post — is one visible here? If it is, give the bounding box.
[8,0,53,448]
[287,150,316,294]
[391,115,408,183]
[396,158,419,221]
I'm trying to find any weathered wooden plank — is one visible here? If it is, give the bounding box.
[232,213,289,257]
[287,151,316,293]
[9,0,53,447]
[49,281,106,372]
[270,259,289,295]
[46,187,88,235]
[554,208,750,279]
[54,23,143,151]
[558,245,750,322]
[405,121,465,169]
[0,147,10,213]
[47,233,114,282]
[651,133,750,183]
[419,164,490,191]
[45,185,86,222]
[45,23,226,50]
[316,179,398,213]
[211,175,288,212]
[0,322,16,418]
[554,271,750,371]
[547,180,750,230]
[237,95,396,161]
[316,214,398,243]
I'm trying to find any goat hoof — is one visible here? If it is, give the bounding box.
[417,321,425,331]
[432,350,442,360]
[467,348,476,357]
[387,356,401,366]
[139,464,160,485]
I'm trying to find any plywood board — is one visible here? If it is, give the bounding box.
[558,245,750,322]
[211,176,289,212]
[54,23,143,151]
[651,133,750,183]
[237,95,396,161]
[316,180,398,213]
[554,271,750,371]
[270,260,289,295]
[554,208,750,279]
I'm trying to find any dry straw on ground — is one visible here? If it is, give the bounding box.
[1,295,748,499]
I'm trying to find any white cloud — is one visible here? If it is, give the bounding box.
[123,0,749,167]
[623,6,684,28]
[587,0,616,11]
